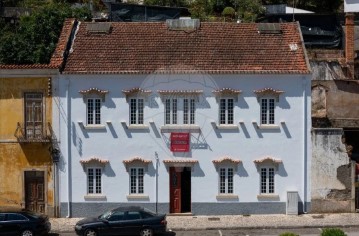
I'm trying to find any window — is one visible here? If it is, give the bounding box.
[219,167,234,194]
[0,214,5,222]
[87,167,102,194]
[108,211,125,221]
[219,98,234,125]
[7,214,27,221]
[260,98,275,125]
[183,98,195,124]
[165,98,196,125]
[130,98,144,125]
[130,167,144,194]
[126,211,141,220]
[87,98,101,125]
[24,92,43,139]
[260,167,275,194]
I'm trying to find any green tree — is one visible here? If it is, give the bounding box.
[0,2,91,64]
[237,0,264,22]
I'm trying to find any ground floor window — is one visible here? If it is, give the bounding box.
[260,167,275,194]
[219,167,234,194]
[87,168,102,194]
[130,167,144,194]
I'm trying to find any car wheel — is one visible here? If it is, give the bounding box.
[140,228,153,236]
[20,229,34,236]
[83,228,97,236]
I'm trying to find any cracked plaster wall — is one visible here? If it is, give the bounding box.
[311,128,353,213]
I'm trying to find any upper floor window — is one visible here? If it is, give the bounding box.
[87,167,102,194]
[260,98,275,125]
[219,167,234,194]
[79,88,108,127]
[130,98,144,125]
[165,98,196,125]
[24,92,43,139]
[219,98,234,125]
[130,167,144,194]
[87,98,101,125]
[254,88,284,126]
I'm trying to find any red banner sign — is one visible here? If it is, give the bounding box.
[170,133,190,152]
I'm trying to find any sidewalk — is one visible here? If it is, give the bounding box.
[50,213,359,233]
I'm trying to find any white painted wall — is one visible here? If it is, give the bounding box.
[345,0,359,12]
[55,73,311,210]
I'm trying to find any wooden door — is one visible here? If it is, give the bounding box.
[24,93,43,139]
[25,171,45,214]
[170,167,181,213]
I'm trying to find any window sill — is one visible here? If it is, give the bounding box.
[84,195,107,201]
[257,194,279,200]
[216,124,238,130]
[79,122,106,130]
[216,194,239,200]
[126,194,150,200]
[160,125,200,133]
[257,125,280,130]
[127,125,149,130]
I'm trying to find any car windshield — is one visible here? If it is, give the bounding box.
[98,210,113,220]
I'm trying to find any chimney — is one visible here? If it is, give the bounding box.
[345,13,355,79]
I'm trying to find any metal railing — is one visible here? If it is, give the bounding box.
[14,122,52,143]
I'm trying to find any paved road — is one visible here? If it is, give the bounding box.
[51,227,359,236]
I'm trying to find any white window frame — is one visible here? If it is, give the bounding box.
[130,167,144,194]
[165,98,196,125]
[219,98,234,125]
[260,97,275,125]
[86,98,102,125]
[130,98,144,125]
[219,167,234,194]
[87,167,102,195]
[260,166,275,194]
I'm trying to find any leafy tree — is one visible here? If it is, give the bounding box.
[189,0,212,20]
[0,2,91,64]
[143,0,189,7]
[237,0,264,22]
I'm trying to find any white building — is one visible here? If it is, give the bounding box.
[52,19,311,217]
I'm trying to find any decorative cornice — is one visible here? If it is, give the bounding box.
[79,88,109,95]
[80,157,109,165]
[253,157,282,164]
[212,88,242,96]
[163,159,198,167]
[157,90,203,95]
[122,88,152,96]
[212,156,241,164]
[253,88,284,96]
[123,157,152,165]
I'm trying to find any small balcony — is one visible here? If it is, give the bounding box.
[14,122,53,143]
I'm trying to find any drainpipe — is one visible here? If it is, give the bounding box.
[303,76,308,213]
[66,78,72,218]
[155,152,159,214]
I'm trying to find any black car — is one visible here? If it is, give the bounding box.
[0,209,51,236]
[75,206,167,236]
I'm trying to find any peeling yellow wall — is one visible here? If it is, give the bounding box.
[0,77,54,215]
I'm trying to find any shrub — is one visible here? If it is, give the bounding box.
[279,232,299,236]
[222,7,235,17]
[321,228,347,236]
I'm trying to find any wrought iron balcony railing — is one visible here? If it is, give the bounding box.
[14,122,53,143]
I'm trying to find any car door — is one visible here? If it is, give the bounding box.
[2,214,27,236]
[0,213,10,236]
[104,211,126,235]
[122,211,142,235]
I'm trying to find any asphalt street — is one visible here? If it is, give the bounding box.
[51,227,359,236]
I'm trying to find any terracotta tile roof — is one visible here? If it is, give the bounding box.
[50,18,76,69]
[0,64,57,69]
[123,156,152,164]
[61,21,310,74]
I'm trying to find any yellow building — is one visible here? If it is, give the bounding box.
[0,66,59,217]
